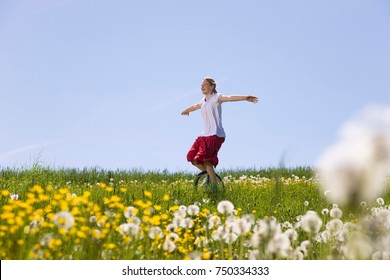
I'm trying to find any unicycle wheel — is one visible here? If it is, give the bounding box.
[194,171,224,190]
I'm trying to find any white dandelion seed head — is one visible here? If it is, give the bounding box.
[284,228,298,242]
[342,232,373,260]
[320,230,331,243]
[301,211,323,233]
[179,217,194,229]
[124,206,138,218]
[167,232,179,243]
[162,240,176,253]
[321,208,329,215]
[316,105,390,207]
[40,233,54,247]
[222,232,238,244]
[119,223,140,236]
[166,223,178,233]
[304,201,309,207]
[187,204,200,216]
[376,197,385,206]
[53,210,75,231]
[217,200,235,215]
[237,218,252,234]
[266,233,291,259]
[326,219,344,234]
[148,226,163,240]
[188,251,202,260]
[248,249,260,260]
[330,207,343,219]
[208,215,221,228]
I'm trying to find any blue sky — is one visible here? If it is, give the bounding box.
[1,0,389,172]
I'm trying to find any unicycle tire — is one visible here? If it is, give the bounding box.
[194,171,224,190]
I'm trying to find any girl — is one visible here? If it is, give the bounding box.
[181,77,258,190]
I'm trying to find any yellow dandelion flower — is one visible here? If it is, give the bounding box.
[149,215,161,226]
[120,188,127,193]
[31,185,44,194]
[144,208,152,216]
[17,239,24,245]
[154,205,162,211]
[163,194,169,201]
[77,231,87,239]
[59,188,69,195]
[106,187,114,193]
[1,190,10,197]
[106,243,116,249]
[59,201,68,211]
[144,190,152,199]
[202,252,211,260]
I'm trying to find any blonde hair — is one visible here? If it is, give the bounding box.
[203,77,217,93]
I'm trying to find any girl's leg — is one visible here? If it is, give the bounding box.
[191,161,206,172]
[204,161,218,185]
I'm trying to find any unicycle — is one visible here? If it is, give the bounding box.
[194,171,224,191]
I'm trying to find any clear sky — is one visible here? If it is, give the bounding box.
[1,0,389,172]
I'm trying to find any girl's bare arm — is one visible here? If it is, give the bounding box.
[220,95,258,103]
[181,103,201,116]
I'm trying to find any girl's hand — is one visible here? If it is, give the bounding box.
[181,110,189,116]
[246,96,258,103]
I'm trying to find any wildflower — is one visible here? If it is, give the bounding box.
[266,233,291,258]
[188,251,202,260]
[143,190,152,199]
[10,194,19,200]
[163,194,170,201]
[124,206,138,218]
[304,201,309,207]
[321,208,329,215]
[167,232,179,242]
[119,223,140,236]
[284,228,298,242]
[180,217,194,229]
[301,211,322,233]
[316,105,390,208]
[162,240,176,253]
[148,226,163,240]
[376,197,385,206]
[217,200,234,215]
[326,219,343,234]
[330,207,343,219]
[187,204,200,216]
[166,223,178,233]
[342,232,373,259]
[53,210,74,231]
[208,215,221,228]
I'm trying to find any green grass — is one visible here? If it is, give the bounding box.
[1,165,389,260]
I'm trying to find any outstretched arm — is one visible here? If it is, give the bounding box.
[220,95,258,103]
[181,103,201,116]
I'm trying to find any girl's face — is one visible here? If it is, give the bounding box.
[201,80,214,95]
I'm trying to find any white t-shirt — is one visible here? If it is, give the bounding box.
[197,92,226,137]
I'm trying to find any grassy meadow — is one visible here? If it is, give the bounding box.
[1,165,389,260]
